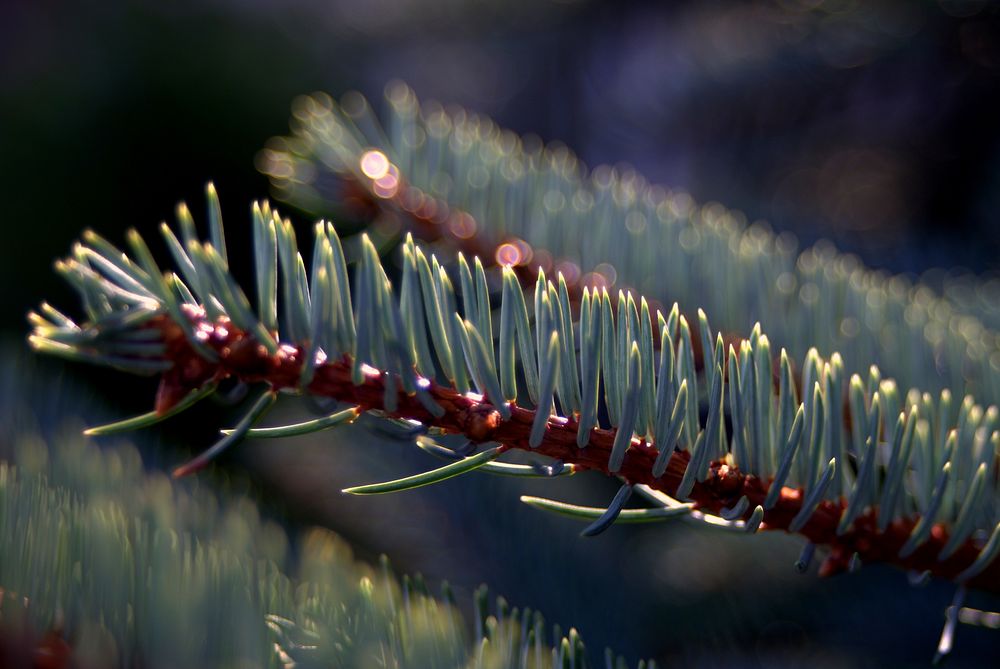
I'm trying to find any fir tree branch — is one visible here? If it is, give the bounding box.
[261,84,1000,408]
[132,306,1000,592]
[28,190,1000,598]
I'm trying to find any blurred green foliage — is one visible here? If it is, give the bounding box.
[0,353,649,668]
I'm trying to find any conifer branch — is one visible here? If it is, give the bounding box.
[114,307,1000,592]
[261,84,1000,409]
[28,190,1000,599]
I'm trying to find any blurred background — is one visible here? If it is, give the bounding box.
[2,0,999,667]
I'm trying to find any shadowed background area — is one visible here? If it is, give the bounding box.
[2,0,999,666]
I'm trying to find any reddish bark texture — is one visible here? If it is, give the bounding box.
[151,309,999,594]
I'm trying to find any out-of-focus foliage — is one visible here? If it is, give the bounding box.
[0,355,647,668]
[264,85,1000,408]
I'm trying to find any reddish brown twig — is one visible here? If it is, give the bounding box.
[153,309,999,595]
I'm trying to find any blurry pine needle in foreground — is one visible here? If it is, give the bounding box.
[14,82,1000,666]
[0,355,642,668]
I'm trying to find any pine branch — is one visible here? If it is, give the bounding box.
[120,309,1000,592]
[260,84,1000,409]
[28,190,1000,603]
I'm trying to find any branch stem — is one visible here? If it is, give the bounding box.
[153,309,1000,594]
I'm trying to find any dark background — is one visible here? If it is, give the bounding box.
[2,0,1000,667]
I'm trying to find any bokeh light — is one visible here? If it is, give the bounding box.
[360,149,391,180]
